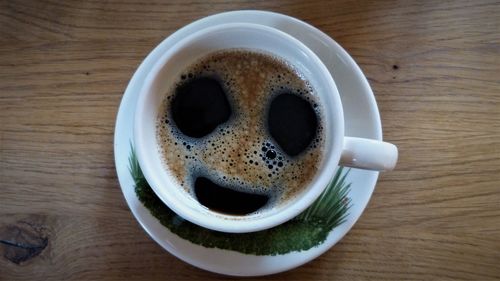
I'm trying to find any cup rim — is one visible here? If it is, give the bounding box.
[134,22,344,233]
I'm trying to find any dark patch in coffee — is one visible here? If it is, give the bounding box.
[194,177,269,215]
[171,77,231,138]
[267,93,318,156]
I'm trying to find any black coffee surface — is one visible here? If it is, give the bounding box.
[268,93,318,156]
[157,49,325,216]
[171,77,231,138]
[194,177,269,215]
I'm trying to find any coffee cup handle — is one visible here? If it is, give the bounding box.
[340,137,398,171]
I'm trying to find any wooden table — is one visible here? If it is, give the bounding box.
[1,1,499,280]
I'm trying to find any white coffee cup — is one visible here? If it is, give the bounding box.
[134,23,398,233]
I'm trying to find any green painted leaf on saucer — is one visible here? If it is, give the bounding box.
[129,145,351,256]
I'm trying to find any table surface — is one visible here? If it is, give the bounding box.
[1,1,499,280]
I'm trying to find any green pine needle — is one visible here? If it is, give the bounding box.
[294,167,351,229]
[128,142,147,188]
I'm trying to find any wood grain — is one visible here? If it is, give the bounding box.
[1,0,499,280]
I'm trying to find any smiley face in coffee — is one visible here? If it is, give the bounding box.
[157,49,325,215]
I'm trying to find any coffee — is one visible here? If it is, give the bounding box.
[157,49,324,215]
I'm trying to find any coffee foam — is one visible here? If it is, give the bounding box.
[156,49,325,211]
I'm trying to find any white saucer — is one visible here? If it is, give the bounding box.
[114,10,382,276]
